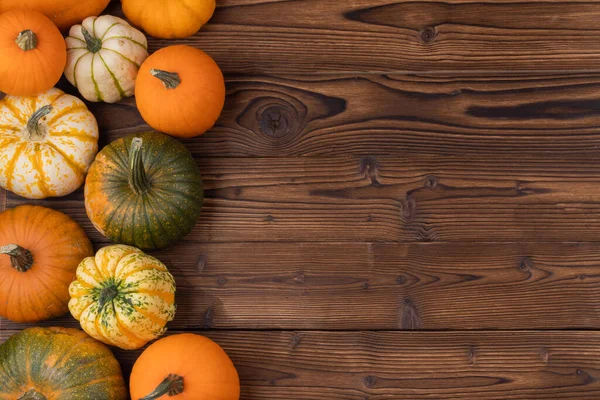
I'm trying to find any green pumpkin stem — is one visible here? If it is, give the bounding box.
[0,244,34,273]
[26,105,52,140]
[81,27,102,53]
[18,389,47,400]
[140,374,184,400]
[15,30,38,51]
[150,69,181,89]
[98,285,118,311]
[129,138,151,194]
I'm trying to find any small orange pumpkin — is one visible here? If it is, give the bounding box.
[130,333,240,400]
[0,9,66,96]
[135,45,225,138]
[122,0,215,39]
[0,0,111,31]
[0,205,93,322]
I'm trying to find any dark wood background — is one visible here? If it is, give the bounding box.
[3,0,600,398]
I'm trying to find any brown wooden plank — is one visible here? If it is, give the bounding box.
[2,329,600,399]
[3,241,600,330]
[0,189,5,213]
[105,0,600,74]
[83,73,600,157]
[8,154,600,243]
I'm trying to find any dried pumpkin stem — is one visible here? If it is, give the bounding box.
[15,30,38,51]
[26,105,52,140]
[150,69,181,89]
[129,138,151,195]
[0,244,34,273]
[140,374,184,400]
[18,389,47,400]
[98,285,119,312]
[81,27,102,53]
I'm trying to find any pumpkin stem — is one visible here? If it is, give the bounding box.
[98,285,119,311]
[140,374,184,400]
[18,389,47,400]
[129,138,151,195]
[0,244,34,273]
[81,27,102,53]
[26,105,52,140]
[150,69,181,89]
[15,30,38,51]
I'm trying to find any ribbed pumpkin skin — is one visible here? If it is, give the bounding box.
[0,9,66,96]
[130,334,240,400]
[84,131,203,250]
[65,15,149,103]
[0,205,93,323]
[122,0,216,39]
[0,327,127,399]
[0,88,99,199]
[69,245,177,350]
[0,0,110,31]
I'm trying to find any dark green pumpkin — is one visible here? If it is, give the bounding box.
[85,131,203,250]
[0,327,127,400]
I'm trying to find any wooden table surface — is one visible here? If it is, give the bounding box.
[3,0,600,398]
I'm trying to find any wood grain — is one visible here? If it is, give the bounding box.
[106,0,600,74]
[3,329,600,399]
[82,73,600,156]
[3,242,600,331]
[8,153,600,243]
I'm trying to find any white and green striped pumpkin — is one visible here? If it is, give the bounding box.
[68,244,176,350]
[65,15,148,103]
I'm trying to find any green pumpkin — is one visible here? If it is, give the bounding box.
[85,131,203,250]
[0,327,127,399]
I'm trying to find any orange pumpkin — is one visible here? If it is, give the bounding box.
[122,0,215,39]
[0,0,111,31]
[135,45,225,138]
[0,205,93,323]
[130,334,240,400]
[0,9,66,96]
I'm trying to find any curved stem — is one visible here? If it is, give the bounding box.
[81,27,102,53]
[129,138,151,195]
[26,105,52,140]
[98,285,118,312]
[140,374,184,400]
[150,69,181,89]
[15,30,38,51]
[0,244,34,273]
[18,389,47,400]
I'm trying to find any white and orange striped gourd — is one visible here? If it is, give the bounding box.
[0,87,98,199]
[68,244,177,350]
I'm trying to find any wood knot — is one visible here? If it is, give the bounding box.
[203,307,214,328]
[217,276,228,286]
[294,271,305,283]
[400,197,417,221]
[264,214,275,222]
[396,275,406,284]
[468,347,477,364]
[519,257,532,272]
[362,282,369,289]
[401,298,421,329]
[540,347,549,363]
[359,156,381,186]
[364,375,377,388]
[290,333,302,349]
[425,175,438,189]
[196,255,206,271]
[419,26,436,43]
[258,104,299,139]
